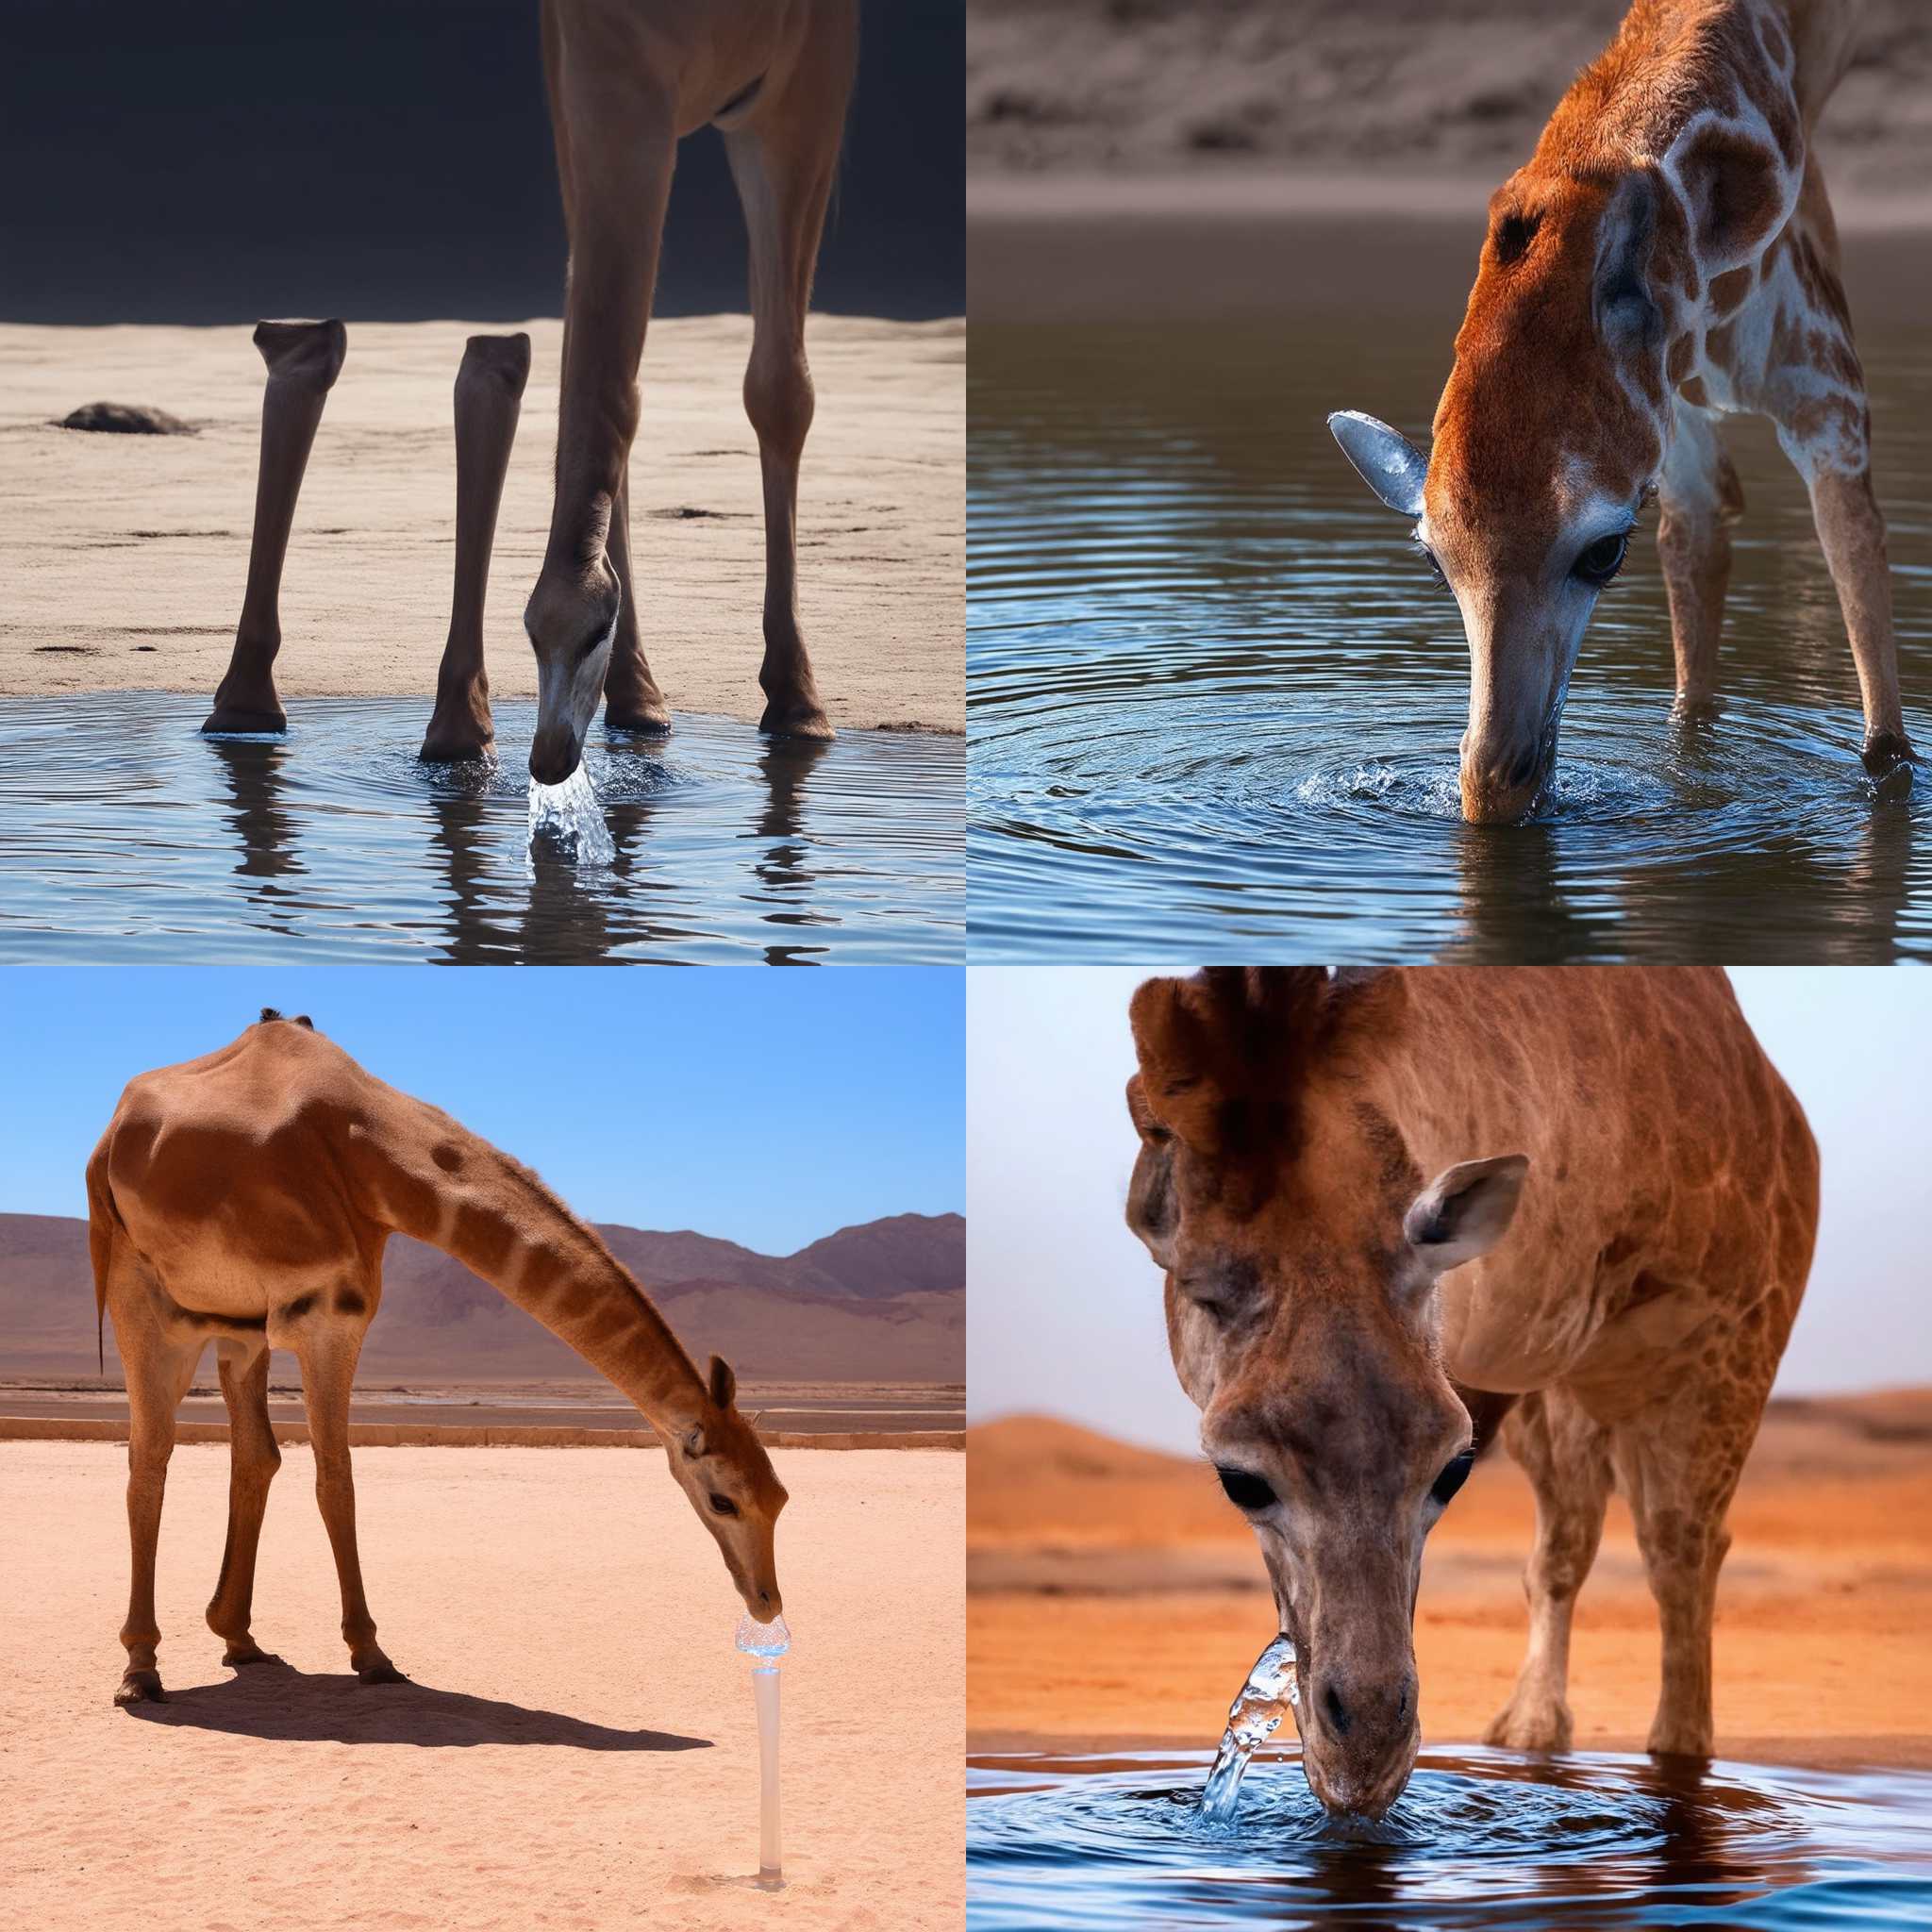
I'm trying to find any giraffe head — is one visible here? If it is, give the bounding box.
[525,553,621,786]
[666,1354,790,1618]
[1331,167,1674,822]
[1124,968,1528,1817]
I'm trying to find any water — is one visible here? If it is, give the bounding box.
[969,221,1932,961]
[0,693,962,963]
[735,1612,792,1659]
[968,1749,1932,1929]
[527,763,616,869]
[1201,1631,1300,1823]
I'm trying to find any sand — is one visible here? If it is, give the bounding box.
[968,1397,1932,1769]
[1,1441,962,1932]
[0,314,963,733]
[969,0,1932,222]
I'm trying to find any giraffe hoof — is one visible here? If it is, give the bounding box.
[1482,1701,1572,1754]
[606,706,673,738]
[202,704,288,736]
[114,1669,165,1707]
[758,697,835,741]
[356,1658,408,1686]
[223,1644,283,1668]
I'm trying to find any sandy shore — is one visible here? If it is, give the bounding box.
[969,0,1932,216]
[968,1397,1932,1769]
[0,315,963,733]
[2,1441,962,1931]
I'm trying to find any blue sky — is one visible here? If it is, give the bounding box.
[970,967,1932,1451]
[0,969,962,1256]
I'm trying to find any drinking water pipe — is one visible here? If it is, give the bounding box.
[735,1611,792,1890]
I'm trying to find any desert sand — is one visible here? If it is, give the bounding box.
[968,1396,1932,1768]
[0,1439,961,1932]
[0,314,962,733]
[969,0,1932,220]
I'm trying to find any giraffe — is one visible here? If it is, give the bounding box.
[1124,966,1818,1818]
[86,1009,785,1707]
[517,0,858,785]
[1330,0,1912,824]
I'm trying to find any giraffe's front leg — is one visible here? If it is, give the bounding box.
[1656,405,1744,713]
[204,319,347,736]
[1484,1390,1612,1754]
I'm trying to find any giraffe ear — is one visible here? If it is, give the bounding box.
[1328,410,1427,518]
[1593,171,1663,360]
[1405,1155,1529,1274]
[708,1355,737,1411]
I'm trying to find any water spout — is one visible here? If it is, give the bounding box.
[1200,1630,1299,1823]
[736,1612,791,1889]
[526,762,614,867]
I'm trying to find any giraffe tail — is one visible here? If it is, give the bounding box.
[84,1138,122,1378]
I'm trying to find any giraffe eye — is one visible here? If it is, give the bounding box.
[1574,531,1630,586]
[1216,1465,1277,1512]
[708,1492,740,1517]
[1430,1451,1475,1508]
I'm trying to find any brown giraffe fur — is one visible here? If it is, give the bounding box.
[87,1011,785,1707]
[1331,0,1911,823]
[1124,967,1817,1817]
[519,0,858,784]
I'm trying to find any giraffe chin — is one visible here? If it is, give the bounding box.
[1301,1724,1421,1824]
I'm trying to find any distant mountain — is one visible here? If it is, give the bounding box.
[0,1210,963,1384]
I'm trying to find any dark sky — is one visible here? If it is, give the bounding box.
[0,0,962,324]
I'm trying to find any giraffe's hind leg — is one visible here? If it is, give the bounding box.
[109,1264,204,1707]
[206,1340,284,1667]
[1657,403,1744,712]
[1485,1388,1613,1753]
[1750,163,1911,778]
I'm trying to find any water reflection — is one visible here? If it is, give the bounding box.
[0,694,960,963]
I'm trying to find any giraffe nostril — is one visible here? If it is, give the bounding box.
[1321,1678,1353,1738]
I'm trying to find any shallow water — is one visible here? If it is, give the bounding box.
[968,1749,1932,1929]
[0,694,962,963]
[969,223,1932,962]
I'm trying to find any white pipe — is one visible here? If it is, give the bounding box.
[754,1663,782,1890]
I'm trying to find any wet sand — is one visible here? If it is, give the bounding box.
[0,315,963,734]
[968,1396,1932,1769]
[1,1440,962,1932]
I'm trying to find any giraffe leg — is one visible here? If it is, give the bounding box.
[1483,1388,1613,1753]
[723,19,856,741]
[113,1308,203,1707]
[1612,1389,1759,1758]
[1806,463,1911,776]
[293,1319,404,1684]
[422,332,533,762]
[525,4,675,785]
[204,319,348,735]
[603,466,673,733]
[1657,404,1743,711]
[205,1341,283,1667]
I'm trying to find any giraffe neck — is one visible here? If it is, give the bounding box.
[370,1123,711,1433]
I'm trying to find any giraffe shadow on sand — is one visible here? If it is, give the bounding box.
[123,1660,710,1753]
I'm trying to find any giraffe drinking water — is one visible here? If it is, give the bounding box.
[1124,966,1818,1819]
[1331,0,1912,823]
[87,1008,786,1707]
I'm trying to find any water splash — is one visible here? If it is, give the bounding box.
[526,762,615,867]
[735,1611,791,1659]
[1200,1631,1299,1822]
